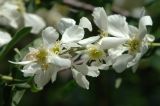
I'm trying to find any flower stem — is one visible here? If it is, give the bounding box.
[148,42,160,47]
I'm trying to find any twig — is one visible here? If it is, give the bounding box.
[63,0,95,11]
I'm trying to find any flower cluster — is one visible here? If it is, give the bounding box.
[0,0,46,47]
[0,0,46,48]
[11,7,155,89]
[0,0,46,34]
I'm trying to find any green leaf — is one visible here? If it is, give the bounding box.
[11,89,26,106]
[0,27,31,61]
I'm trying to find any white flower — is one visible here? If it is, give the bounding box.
[0,30,12,47]
[42,26,84,53]
[42,26,92,89]
[0,0,46,34]
[91,7,130,66]
[42,27,71,69]
[0,1,22,29]
[92,7,130,50]
[10,26,73,88]
[25,47,70,88]
[10,47,55,88]
[57,17,92,44]
[92,7,154,72]
[80,44,106,64]
[71,63,100,89]
[48,18,92,58]
[111,16,154,73]
[24,13,46,34]
[68,12,128,88]
[11,16,90,89]
[92,7,129,38]
[57,18,103,89]
[70,42,110,90]
[57,17,92,34]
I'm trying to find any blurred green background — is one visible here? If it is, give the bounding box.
[1,0,160,106]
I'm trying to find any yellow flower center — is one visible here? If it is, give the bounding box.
[36,49,48,70]
[127,38,140,54]
[99,30,108,37]
[51,41,61,54]
[36,49,47,62]
[14,0,26,13]
[87,45,104,60]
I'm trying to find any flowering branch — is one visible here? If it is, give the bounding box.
[0,0,160,105]
[7,7,156,90]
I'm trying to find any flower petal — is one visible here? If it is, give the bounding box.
[79,17,92,31]
[51,70,58,83]
[49,65,59,82]
[103,56,113,66]
[92,7,108,31]
[72,68,89,89]
[74,64,100,77]
[24,13,46,34]
[140,44,148,55]
[128,53,142,73]
[42,27,59,46]
[0,2,22,28]
[113,54,133,73]
[0,31,12,47]
[98,64,109,70]
[9,60,34,65]
[145,34,155,42]
[61,25,84,43]
[74,64,88,75]
[87,66,100,77]
[57,18,76,34]
[108,15,129,38]
[127,53,142,68]
[99,37,127,49]
[78,36,100,45]
[22,63,40,77]
[128,25,139,37]
[131,7,146,18]
[138,16,152,39]
[139,16,152,28]
[108,45,128,58]
[34,69,52,88]
[50,55,71,68]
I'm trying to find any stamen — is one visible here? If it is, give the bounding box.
[99,30,108,37]
[36,49,48,70]
[127,38,140,54]
[51,41,61,54]
[87,45,104,60]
